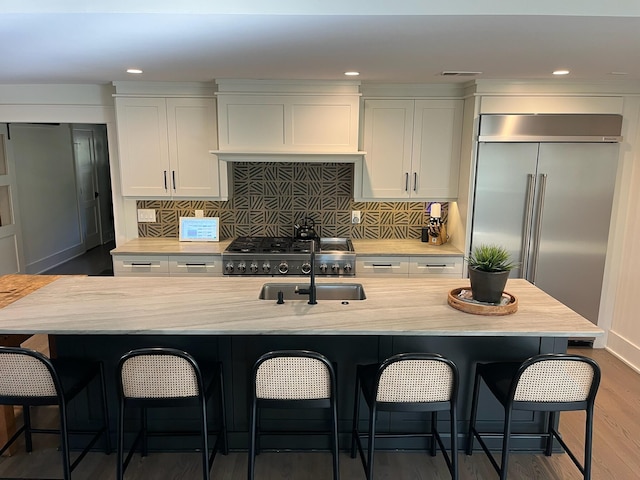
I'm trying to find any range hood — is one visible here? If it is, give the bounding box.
[210,150,366,163]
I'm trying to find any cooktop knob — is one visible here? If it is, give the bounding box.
[331,263,340,273]
[225,263,234,273]
[262,263,271,273]
[237,262,247,273]
[278,261,289,274]
[319,263,328,273]
[343,263,352,274]
[249,263,259,273]
[301,262,312,275]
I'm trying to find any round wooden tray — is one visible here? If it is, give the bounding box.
[447,287,518,316]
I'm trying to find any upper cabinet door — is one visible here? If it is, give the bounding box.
[412,99,463,199]
[361,99,414,198]
[116,97,171,197]
[166,98,223,197]
[116,96,228,199]
[357,98,463,201]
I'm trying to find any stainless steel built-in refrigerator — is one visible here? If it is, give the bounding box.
[471,114,622,327]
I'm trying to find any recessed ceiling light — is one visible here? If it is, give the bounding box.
[553,70,570,76]
[344,71,360,76]
[610,72,629,76]
[126,68,143,74]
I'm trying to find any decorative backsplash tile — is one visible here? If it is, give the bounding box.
[137,162,448,239]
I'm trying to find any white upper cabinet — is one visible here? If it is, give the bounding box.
[115,95,228,198]
[214,80,362,160]
[357,98,463,200]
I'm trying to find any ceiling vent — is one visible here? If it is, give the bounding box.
[440,71,482,77]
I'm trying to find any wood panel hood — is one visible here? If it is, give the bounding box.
[215,79,362,162]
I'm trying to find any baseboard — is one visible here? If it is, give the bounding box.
[26,242,86,274]
[606,330,640,374]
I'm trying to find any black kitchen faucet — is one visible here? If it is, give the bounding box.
[295,239,317,304]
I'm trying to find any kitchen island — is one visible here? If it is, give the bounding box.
[0,275,602,452]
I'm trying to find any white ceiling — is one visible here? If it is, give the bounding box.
[2,1,640,86]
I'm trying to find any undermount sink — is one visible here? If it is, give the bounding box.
[259,283,366,301]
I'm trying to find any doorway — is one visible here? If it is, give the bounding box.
[3,123,115,274]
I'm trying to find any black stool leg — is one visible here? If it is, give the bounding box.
[98,363,112,454]
[23,405,33,453]
[248,399,258,480]
[59,402,72,480]
[350,372,361,458]
[200,395,210,480]
[585,405,595,480]
[117,399,125,480]
[450,404,458,480]
[331,395,340,480]
[218,363,229,455]
[466,370,482,455]
[499,407,513,480]
[366,405,377,480]
[545,411,556,456]
[430,411,437,456]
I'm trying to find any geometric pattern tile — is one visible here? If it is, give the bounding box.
[137,162,448,239]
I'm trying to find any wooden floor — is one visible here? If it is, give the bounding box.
[0,345,638,479]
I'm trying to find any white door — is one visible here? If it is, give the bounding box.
[0,124,24,274]
[73,128,101,250]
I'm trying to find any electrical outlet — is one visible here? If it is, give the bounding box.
[195,209,204,218]
[137,209,156,223]
[351,210,361,224]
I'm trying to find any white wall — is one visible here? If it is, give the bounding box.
[11,124,84,273]
[606,97,640,372]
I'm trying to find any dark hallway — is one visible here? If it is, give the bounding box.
[42,241,115,276]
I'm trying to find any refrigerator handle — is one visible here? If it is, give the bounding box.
[521,174,536,278]
[530,173,548,284]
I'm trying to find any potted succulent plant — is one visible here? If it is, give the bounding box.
[467,244,518,304]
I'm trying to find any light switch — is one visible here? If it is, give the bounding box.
[137,209,156,223]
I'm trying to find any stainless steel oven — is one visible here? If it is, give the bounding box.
[222,237,355,276]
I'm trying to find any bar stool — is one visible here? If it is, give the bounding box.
[116,347,228,480]
[351,352,459,480]
[0,346,111,480]
[466,353,601,480]
[248,350,339,480]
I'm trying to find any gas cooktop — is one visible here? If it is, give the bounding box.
[222,236,355,276]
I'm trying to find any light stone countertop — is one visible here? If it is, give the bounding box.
[110,238,233,255]
[0,277,602,338]
[111,238,463,256]
[351,239,463,256]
